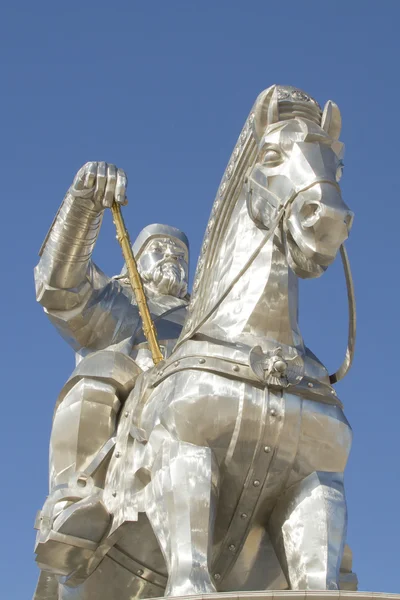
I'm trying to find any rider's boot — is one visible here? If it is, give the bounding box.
[35,376,121,583]
[146,436,219,596]
[268,470,347,589]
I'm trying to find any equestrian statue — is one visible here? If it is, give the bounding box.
[33,85,358,600]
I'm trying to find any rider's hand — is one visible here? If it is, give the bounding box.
[70,161,128,212]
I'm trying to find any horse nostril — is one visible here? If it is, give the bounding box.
[300,202,321,228]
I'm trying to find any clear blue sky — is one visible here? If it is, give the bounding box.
[1,2,399,597]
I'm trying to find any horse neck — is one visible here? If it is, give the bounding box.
[198,189,304,355]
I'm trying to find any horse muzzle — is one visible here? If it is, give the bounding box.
[286,181,353,267]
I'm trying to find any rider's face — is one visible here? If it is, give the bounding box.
[138,237,189,298]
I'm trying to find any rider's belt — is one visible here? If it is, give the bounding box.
[150,354,343,408]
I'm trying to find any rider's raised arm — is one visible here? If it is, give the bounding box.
[34,162,140,352]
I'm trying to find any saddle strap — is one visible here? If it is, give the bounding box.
[150,354,343,408]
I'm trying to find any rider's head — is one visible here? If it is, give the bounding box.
[120,224,189,299]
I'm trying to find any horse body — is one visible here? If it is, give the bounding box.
[137,232,351,595]
[134,87,353,595]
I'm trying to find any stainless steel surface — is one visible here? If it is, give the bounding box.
[33,85,359,600]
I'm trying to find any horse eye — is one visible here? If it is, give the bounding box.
[336,161,344,182]
[262,149,283,166]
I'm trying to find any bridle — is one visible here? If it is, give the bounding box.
[245,171,356,384]
[178,171,356,385]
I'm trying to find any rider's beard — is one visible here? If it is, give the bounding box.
[142,260,187,298]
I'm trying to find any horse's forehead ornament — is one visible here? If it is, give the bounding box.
[252,84,341,143]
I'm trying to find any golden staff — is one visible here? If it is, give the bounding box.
[111,202,163,365]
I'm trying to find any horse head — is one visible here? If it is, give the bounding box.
[246,85,353,278]
[179,86,355,382]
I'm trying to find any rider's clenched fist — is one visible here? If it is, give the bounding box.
[70,161,128,212]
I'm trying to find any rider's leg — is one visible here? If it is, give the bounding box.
[268,470,347,590]
[146,433,219,596]
[50,377,120,492]
[35,377,119,577]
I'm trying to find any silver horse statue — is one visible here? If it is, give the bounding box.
[35,85,357,600]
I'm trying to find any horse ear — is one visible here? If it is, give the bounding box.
[252,86,279,143]
[321,100,342,140]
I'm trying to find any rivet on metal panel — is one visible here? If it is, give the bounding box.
[264,445,271,453]
[253,480,260,487]
[214,573,221,580]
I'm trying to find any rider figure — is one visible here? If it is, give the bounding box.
[34,161,189,580]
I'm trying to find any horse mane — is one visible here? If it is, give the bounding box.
[176,101,260,347]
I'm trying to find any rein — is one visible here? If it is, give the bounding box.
[178,183,356,385]
[176,204,287,348]
[329,243,356,383]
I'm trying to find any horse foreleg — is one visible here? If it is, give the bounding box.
[146,436,219,596]
[268,471,347,590]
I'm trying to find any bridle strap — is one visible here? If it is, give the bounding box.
[282,215,356,383]
[283,189,356,383]
[179,182,356,384]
